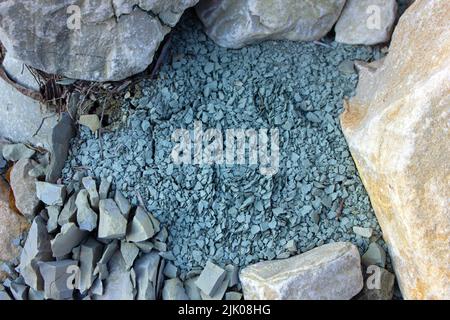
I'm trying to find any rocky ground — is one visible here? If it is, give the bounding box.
[62,15,390,275]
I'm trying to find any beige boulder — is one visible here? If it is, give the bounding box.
[240,242,363,300]
[0,177,30,280]
[340,0,450,299]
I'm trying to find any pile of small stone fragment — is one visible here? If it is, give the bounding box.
[0,164,242,300]
[63,14,388,273]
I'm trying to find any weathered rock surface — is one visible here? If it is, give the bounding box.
[0,54,74,182]
[340,0,450,300]
[240,242,363,300]
[0,177,30,277]
[10,159,40,220]
[335,0,398,45]
[195,0,346,48]
[0,0,199,81]
[126,206,158,242]
[18,216,52,290]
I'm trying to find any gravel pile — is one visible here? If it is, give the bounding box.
[63,14,388,275]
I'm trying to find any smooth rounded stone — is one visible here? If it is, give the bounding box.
[362,242,386,268]
[196,0,346,48]
[51,223,88,258]
[335,0,398,45]
[18,216,53,291]
[10,158,40,220]
[75,189,98,232]
[240,242,364,300]
[340,0,449,299]
[162,278,189,300]
[35,182,66,207]
[98,199,127,240]
[0,177,30,267]
[38,260,78,300]
[0,0,198,81]
[2,143,35,161]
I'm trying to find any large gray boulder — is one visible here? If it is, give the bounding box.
[195,0,346,48]
[0,0,199,82]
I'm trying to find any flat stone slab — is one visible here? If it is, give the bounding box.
[240,242,364,300]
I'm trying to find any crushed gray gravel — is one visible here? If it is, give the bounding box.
[63,15,389,275]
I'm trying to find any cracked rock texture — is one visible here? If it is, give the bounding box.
[195,0,346,48]
[0,0,198,81]
[341,0,450,300]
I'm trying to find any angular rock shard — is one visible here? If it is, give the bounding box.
[340,0,450,300]
[134,251,163,300]
[240,242,363,300]
[39,260,78,300]
[75,189,98,232]
[58,192,78,226]
[81,176,100,210]
[35,182,66,206]
[126,206,156,242]
[19,216,52,290]
[196,260,227,297]
[51,223,88,258]
[78,238,103,293]
[98,199,128,240]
